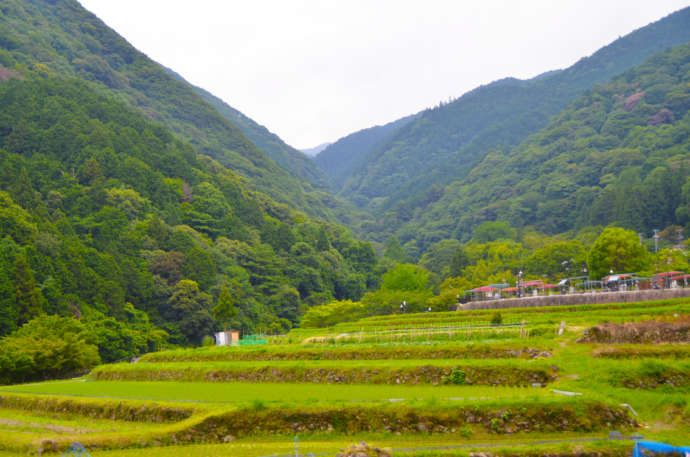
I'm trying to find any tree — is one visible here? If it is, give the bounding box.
[0,315,100,384]
[213,282,238,330]
[0,191,37,244]
[588,227,652,279]
[300,300,366,328]
[383,236,408,263]
[449,245,470,277]
[472,221,518,243]
[167,280,214,345]
[525,240,586,280]
[380,263,430,292]
[419,239,463,277]
[14,255,42,325]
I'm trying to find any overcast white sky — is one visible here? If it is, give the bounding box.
[78,1,688,150]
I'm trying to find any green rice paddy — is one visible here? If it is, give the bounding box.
[0,298,687,456]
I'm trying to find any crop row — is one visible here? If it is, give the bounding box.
[321,299,690,332]
[140,344,553,363]
[91,363,556,387]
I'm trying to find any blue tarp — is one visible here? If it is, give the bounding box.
[633,441,690,456]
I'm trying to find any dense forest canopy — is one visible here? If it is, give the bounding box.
[0,74,378,351]
[401,43,690,251]
[0,0,355,223]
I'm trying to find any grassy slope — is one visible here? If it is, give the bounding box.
[1,381,552,405]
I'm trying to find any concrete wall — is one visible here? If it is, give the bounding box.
[461,288,690,310]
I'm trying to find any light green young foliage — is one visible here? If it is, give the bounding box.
[588,226,652,278]
[300,300,367,328]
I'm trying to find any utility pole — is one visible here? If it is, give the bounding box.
[653,229,660,254]
[653,229,660,274]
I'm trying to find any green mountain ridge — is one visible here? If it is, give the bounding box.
[407,42,690,243]
[0,0,337,220]
[320,6,690,246]
[181,73,331,190]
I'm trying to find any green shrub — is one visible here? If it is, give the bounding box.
[0,315,100,384]
[442,368,466,385]
[202,335,215,346]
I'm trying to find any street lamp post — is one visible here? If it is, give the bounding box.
[517,270,523,298]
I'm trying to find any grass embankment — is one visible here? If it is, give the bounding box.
[0,387,636,454]
[85,437,636,457]
[90,359,556,386]
[0,299,688,456]
[140,343,552,363]
[593,345,690,359]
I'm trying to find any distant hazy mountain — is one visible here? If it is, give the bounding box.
[314,113,420,192]
[301,143,332,157]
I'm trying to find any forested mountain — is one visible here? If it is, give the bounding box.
[314,114,418,191]
[301,143,331,157]
[186,78,331,190]
[326,7,690,242]
[0,0,339,220]
[404,43,690,244]
[0,73,378,350]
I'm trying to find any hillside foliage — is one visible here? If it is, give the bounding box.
[0,0,345,221]
[312,8,690,250]
[0,75,378,350]
[405,43,690,248]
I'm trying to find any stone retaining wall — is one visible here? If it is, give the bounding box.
[461,288,690,310]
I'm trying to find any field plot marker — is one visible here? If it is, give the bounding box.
[551,389,583,396]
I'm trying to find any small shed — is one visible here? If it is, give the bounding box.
[465,285,497,301]
[541,284,560,295]
[522,280,544,296]
[653,271,685,289]
[670,273,690,288]
[215,330,240,346]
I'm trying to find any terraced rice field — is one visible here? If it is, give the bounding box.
[0,298,688,456]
